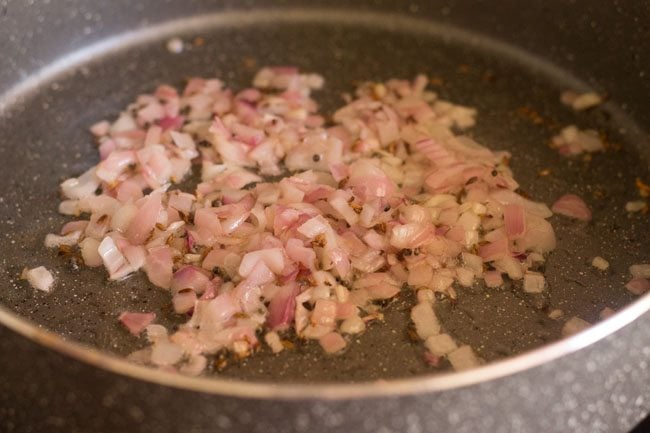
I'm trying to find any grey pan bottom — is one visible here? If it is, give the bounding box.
[0,1,649,432]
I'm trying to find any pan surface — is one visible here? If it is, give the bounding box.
[0,8,648,384]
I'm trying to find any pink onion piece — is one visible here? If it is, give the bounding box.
[489,189,553,219]
[171,266,211,294]
[503,204,526,239]
[551,194,592,222]
[144,246,174,289]
[43,67,569,370]
[483,271,503,288]
[158,115,184,131]
[311,299,338,328]
[239,248,285,276]
[630,264,650,279]
[61,220,89,235]
[390,223,435,249]
[319,332,347,354]
[285,238,317,270]
[423,351,441,367]
[126,192,163,245]
[267,283,300,331]
[625,278,649,295]
[119,312,156,335]
[172,289,197,314]
[203,294,240,327]
[96,150,137,184]
[478,237,509,262]
[365,282,401,300]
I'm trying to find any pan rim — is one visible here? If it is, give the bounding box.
[0,7,590,112]
[1,7,649,399]
[2,294,649,399]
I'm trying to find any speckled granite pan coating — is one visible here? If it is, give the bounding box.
[0,1,648,432]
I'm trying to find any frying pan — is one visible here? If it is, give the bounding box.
[1,0,649,432]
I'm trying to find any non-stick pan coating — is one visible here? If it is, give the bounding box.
[0,10,648,382]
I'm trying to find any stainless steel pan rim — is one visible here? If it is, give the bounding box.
[1,293,648,400]
[2,6,647,402]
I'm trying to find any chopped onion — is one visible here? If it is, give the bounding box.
[503,204,526,239]
[80,238,103,267]
[145,324,168,343]
[39,67,571,371]
[119,311,156,335]
[625,278,649,295]
[448,345,480,371]
[551,125,604,156]
[98,236,133,280]
[44,231,82,248]
[179,354,207,376]
[264,331,284,353]
[599,307,616,320]
[267,283,299,331]
[478,237,509,262]
[21,266,54,293]
[144,246,174,289]
[60,168,100,200]
[171,266,211,294]
[311,299,338,328]
[494,256,523,280]
[410,302,440,340]
[319,332,347,354]
[126,192,163,245]
[569,91,602,111]
[239,248,285,276]
[150,341,184,366]
[423,351,441,367]
[425,333,458,356]
[630,264,650,279]
[523,271,545,293]
[172,289,197,314]
[561,316,590,337]
[591,256,609,271]
[340,316,366,334]
[483,271,503,288]
[551,194,592,221]
[625,200,647,213]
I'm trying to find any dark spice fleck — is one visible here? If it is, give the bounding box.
[349,202,363,214]
[212,266,230,281]
[57,245,74,255]
[311,233,327,248]
[214,353,228,371]
[407,325,420,342]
